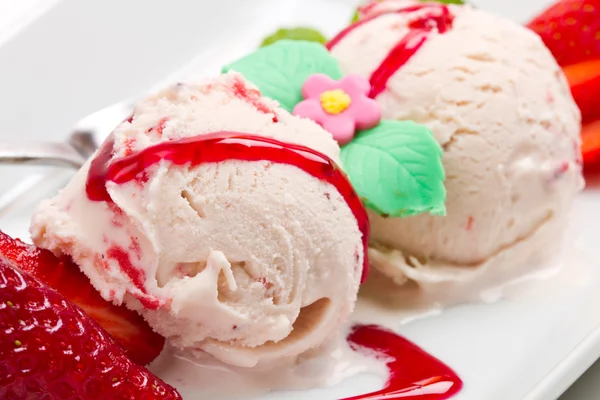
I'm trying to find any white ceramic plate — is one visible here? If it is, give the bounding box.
[0,1,599,399]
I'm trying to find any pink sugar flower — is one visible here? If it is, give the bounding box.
[293,74,382,145]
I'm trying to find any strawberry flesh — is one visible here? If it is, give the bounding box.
[0,259,182,400]
[582,119,600,165]
[527,0,600,67]
[0,230,164,366]
[563,58,600,124]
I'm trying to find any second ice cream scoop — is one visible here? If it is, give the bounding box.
[329,1,584,285]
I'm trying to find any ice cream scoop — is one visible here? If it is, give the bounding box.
[30,72,368,367]
[328,1,584,285]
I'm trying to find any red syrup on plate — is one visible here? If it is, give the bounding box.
[327,3,455,99]
[343,325,463,400]
[86,133,370,282]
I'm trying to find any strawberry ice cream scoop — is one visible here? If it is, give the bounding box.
[30,72,367,367]
[329,1,583,285]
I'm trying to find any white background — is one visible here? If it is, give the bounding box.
[0,1,597,399]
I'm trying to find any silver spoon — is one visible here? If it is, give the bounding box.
[0,101,133,216]
[0,100,133,169]
[0,138,91,169]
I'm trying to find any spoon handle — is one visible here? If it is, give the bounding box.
[0,142,86,169]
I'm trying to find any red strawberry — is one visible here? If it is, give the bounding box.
[0,259,182,400]
[526,0,600,66]
[562,58,600,124]
[0,230,164,366]
[582,119,600,165]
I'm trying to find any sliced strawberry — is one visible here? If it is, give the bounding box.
[563,58,600,123]
[0,259,181,400]
[526,0,600,67]
[582,119,600,165]
[584,158,600,185]
[0,230,164,366]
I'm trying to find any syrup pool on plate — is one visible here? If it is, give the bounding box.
[149,324,463,400]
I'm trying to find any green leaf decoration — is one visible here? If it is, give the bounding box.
[223,40,343,113]
[351,10,360,23]
[260,27,327,47]
[341,120,446,217]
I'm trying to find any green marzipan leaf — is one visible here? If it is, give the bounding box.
[341,120,446,217]
[260,27,327,47]
[222,40,343,113]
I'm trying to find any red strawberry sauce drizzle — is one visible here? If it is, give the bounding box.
[86,133,370,283]
[343,325,462,400]
[327,3,455,98]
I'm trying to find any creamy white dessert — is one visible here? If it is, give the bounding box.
[31,72,366,368]
[329,0,584,285]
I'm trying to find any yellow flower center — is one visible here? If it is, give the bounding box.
[320,89,351,115]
